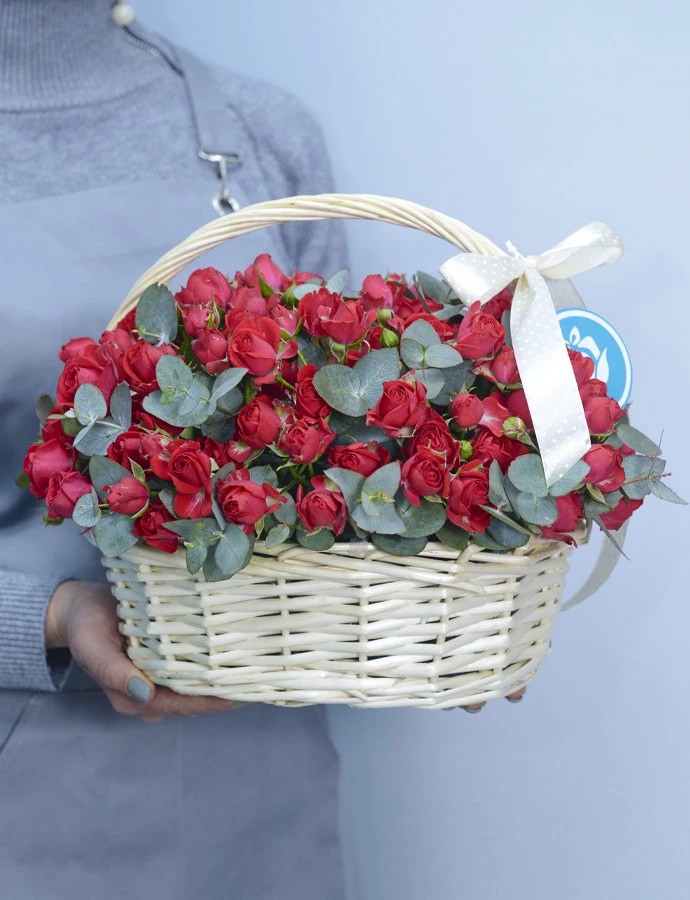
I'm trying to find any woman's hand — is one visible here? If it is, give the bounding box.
[45,580,246,723]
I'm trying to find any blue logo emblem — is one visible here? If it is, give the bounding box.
[556,307,633,408]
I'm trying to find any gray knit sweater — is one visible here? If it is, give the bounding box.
[0,0,347,692]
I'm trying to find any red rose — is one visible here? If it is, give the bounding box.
[481,289,513,321]
[401,449,451,506]
[450,393,484,428]
[471,428,529,473]
[107,429,150,473]
[199,438,234,468]
[446,462,491,533]
[228,284,267,316]
[98,323,136,364]
[227,317,289,384]
[105,477,150,515]
[541,493,583,545]
[56,354,118,410]
[407,410,459,468]
[365,375,428,438]
[505,388,533,429]
[403,313,455,343]
[579,379,608,400]
[139,432,176,478]
[278,418,335,464]
[267,296,299,335]
[482,346,520,385]
[120,341,177,396]
[320,297,375,346]
[185,267,232,308]
[583,444,625,493]
[296,476,347,535]
[359,274,397,311]
[40,416,74,449]
[241,253,291,293]
[292,270,323,286]
[235,395,285,449]
[454,301,505,360]
[58,337,99,363]
[295,363,332,421]
[169,445,213,519]
[599,496,643,531]
[133,500,178,553]
[175,290,214,337]
[297,288,338,337]
[583,395,624,435]
[479,391,511,437]
[45,470,91,519]
[216,469,285,532]
[23,439,75,499]
[192,328,229,374]
[569,349,595,387]
[328,441,391,477]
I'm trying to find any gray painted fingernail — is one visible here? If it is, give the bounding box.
[507,695,524,703]
[232,701,253,708]
[127,677,152,703]
[464,706,483,714]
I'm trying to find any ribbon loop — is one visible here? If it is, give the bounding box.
[439,222,624,486]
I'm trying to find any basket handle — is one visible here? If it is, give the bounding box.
[107,193,505,329]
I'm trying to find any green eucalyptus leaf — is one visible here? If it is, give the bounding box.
[616,423,662,457]
[202,545,228,583]
[416,271,451,302]
[35,394,54,427]
[514,492,559,525]
[74,384,107,426]
[481,504,531,535]
[109,382,132,430]
[361,492,382,517]
[472,531,507,551]
[186,544,207,575]
[158,487,176,516]
[210,367,248,401]
[501,309,513,348]
[72,488,102,528]
[296,527,335,551]
[214,386,244,416]
[215,524,251,576]
[92,514,137,557]
[401,318,441,348]
[649,479,687,505]
[248,465,279,488]
[362,461,401,502]
[372,533,428,556]
[326,268,350,294]
[352,502,404,535]
[605,489,623,509]
[74,419,124,456]
[488,516,530,548]
[265,523,291,548]
[15,470,31,490]
[548,460,590,497]
[410,367,445,400]
[488,460,510,508]
[89,457,131,500]
[622,455,665,500]
[508,455,548,497]
[273,493,297,526]
[156,355,194,397]
[430,361,474,406]
[436,522,470,551]
[583,495,611,518]
[395,497,447,537]
[352,349,401,408]
[135,283,178,345]
[433,304,464,321]
[424,343,464,368]
[163,518,218,542]
[400,339,425,369]
[323,467,365,510]
[312,365,367,417]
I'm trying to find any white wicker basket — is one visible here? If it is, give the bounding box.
[103,193,583,709]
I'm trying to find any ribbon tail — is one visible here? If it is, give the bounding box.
[511,270,591,486]
[439,252,523,307]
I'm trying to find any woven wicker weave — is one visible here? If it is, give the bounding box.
[103,193,581,708]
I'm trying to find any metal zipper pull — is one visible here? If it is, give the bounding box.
[198,150,243,216]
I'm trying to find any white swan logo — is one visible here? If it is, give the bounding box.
[556,307,632,408]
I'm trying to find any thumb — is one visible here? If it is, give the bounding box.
[67,584,157,704]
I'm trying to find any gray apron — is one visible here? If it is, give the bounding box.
[0,35,345,900]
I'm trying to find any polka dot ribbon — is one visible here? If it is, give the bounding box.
[439,222,624,486]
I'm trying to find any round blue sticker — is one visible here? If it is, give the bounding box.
[556,307,633,408]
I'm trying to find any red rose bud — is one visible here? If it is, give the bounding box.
[380,327,400,349]
[23,440,75,499]
[216,469,285,531]
[401,449,451,507]
[481,288,513,321]
[133,499,178,553]
[228,284,267,316]
[45,470,91,519]
[365,375,428,439]
[169,445,213,519]
[98,324,136,363]
[569,348,595,387]
[267,296,299,335]
[58,337,99,363]
[295,364,332,421]
[227,318,283,383]
[599,496,643,531]
[140,432,175,479]
[319,297,376,346]
[579,378,608,400]
[106,477,149,515]
[328,441,391,477]
[242,253,291,293]
[107,428,150,472]
[446,462,491,533]
[471,428,529,473]
[175,290,214,337]
[583,395,624,435]
[120,341,177,396]
[488,346,520,385]
[459,440,473,461]
[55,354,118,410]
[505,388,533,429]
[479,391,510,437]
[296,476,347,535]
[408,411,459,468]
[454,301,505,360]
[185,267,232,308]
[502,416,527,440]
[541,492,583,545]
[583,444,626,493]
[360,274,396,311]
[235,395,284,449]
[297,288,339,337]
[192,328,229,374]
[278,418,335,464]
[450,393,484,428]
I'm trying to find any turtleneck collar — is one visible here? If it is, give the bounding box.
[0,0,174,111]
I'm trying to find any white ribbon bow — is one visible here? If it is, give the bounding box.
[439,222,624,486]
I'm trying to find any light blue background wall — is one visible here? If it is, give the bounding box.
[137,2,690,897]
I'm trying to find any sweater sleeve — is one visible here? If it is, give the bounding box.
[0,570,70,691]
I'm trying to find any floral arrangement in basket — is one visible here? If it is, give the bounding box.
[20,251,684,579]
